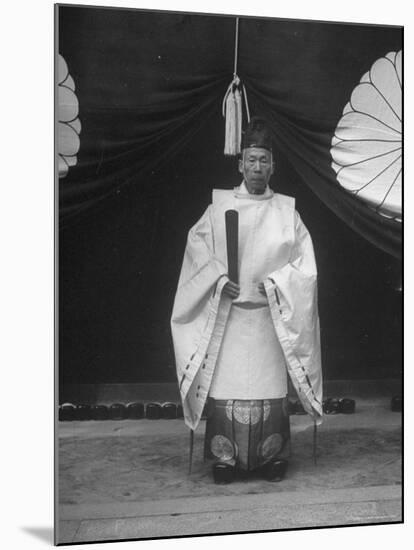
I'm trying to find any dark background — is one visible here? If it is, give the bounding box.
[58,6,402,389]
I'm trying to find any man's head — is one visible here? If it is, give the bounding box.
[238,117,274,194]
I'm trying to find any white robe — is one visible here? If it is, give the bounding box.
[171,183,323,431]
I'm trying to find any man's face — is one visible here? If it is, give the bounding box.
[238,147,274,194]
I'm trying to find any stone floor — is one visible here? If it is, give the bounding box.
[56,396,402,544]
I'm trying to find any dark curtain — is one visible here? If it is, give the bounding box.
[59,9,234,219]
[58,8,402,257]
[58,7,402,388]
[239,19,401,258]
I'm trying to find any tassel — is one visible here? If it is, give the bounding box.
[222,18,250,156]
[223,79,242,156]
[235,86,242,152]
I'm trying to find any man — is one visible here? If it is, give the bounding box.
[171,117,322,484]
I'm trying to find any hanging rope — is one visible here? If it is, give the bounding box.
[243,83,251,123]
[233,16,239,76]
[222,17,250,156]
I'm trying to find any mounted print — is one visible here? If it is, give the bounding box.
[55,3,403,545]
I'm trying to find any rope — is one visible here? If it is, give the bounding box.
[221,17,241,116]
[233,17,239,77]
[222,77,240,117]
[243,84,250,122]
[222,17,250,156]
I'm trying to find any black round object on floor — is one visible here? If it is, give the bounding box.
[126,402,145,419]
[91,405,109,420]
[59,403,76,421]
[323,398,340,414]
[339,398,355,414]
[162,402,177,419]
[75,404,91,421]
[146,402,162,419]
[109,403,127,420]
[176,404,184,418]
[391,395,402,412]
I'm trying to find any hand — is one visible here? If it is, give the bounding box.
[258,282,266,296]
[223,280,240,299]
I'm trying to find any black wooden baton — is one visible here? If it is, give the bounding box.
[225,209,239,284]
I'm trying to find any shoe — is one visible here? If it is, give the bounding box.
[261,459,288,482]
[213,463,235,484]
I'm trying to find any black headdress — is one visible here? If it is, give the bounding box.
[241,116,273,152]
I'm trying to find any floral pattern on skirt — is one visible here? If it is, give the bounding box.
[204,397,290,471]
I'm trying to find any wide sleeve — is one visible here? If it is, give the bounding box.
[171,206,230,425]
[172,206,227,325]
[264,211,323,423]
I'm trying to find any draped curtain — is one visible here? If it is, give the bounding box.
[58,7,402,258]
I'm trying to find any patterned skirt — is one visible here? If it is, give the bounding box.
[204,397,290,471]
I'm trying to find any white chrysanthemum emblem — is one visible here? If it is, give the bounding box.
[226,400,270,424]
[330,51,402,221]
[211,435,235,460]
[58,54,81,178]
[259,433,283,460]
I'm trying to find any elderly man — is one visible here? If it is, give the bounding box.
[171,117,322,484]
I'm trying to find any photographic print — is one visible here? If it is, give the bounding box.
[56,3,403,545]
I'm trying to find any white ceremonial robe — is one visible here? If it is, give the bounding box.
[171,182,323,431]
